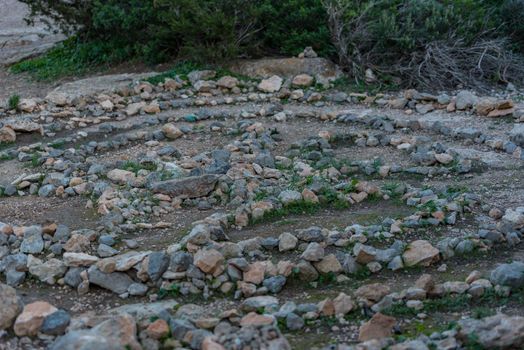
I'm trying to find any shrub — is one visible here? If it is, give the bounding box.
[322,0,524,89]
[7,95,20,110]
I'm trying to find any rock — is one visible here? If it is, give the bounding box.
[278,190,302,205]
[435,153,454,165]
[46,92,69,106]
[415,274,435,292]
[333,292,355,315]
[41,309,70,335]
[263,275,286,293]
[490,262,524,289]
[194,249,224,276]
[457,314,524,349]
[17,98,37,112]
[355,283,391,303]
[314,254,342,274]
[358,313,397,341]
[88,266,134,294]
[241,296,279,312]
[107,169,136,185]
[510,125,524,147]
[63,234,91,252]
[301,242,324,262]
[152,174,219,198]
[354,244,377,264]
[147,251,169,281]
[240,312,275,327]
[402,240,440,267]
[147,319,170,339]
[0,283,22,330]
[279,232,298,252]
[162,123,183,139]
[286,313,304,330]
[455,90,478,110]
[243,261,266,285]
[20,226,44,254]
[14,301,58,336]
[63,253,99,267]
[109,300,178,321]
[217,76,239,89]
[0,126,16,143]
[292,74,314,87]
[28,257,67,284]
[257,75,283,93]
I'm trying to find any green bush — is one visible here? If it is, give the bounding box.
[7,94,20,110]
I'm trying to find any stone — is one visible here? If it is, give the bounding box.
[301,242,324,262]
[355,283,391,303]
[240,312,275,327]
[490,262,524,289]
[107,169,136,185]
[415,274,435,292]
[14,301,58,336]
[162,123,183,139]
[0,126,16,143]
[194,249,224,276]
[63,234,91,252]
[241,296,279,312]
[278,190,302,205]
[333,292,354,315]
[147,319,170,339]
[88,266,134,294]
[28,257,67,284]
[455,90,478,110]
[41,309,70,335]
[278,232,298,252]
[292,74,314,87]
[257,75,283,93]
[243,261,266,285]
[263,275,286,293]
[152,174,218,198]
[0,283,22,330]
[63,253,99,267]
[217,76,239,89]
[457,314,524,349]
[402,240,440,267]
[358,313,397,341]
[286,313,304,331]
[20,226,44,254]
[147,251,170,281]
[314,254,342,274]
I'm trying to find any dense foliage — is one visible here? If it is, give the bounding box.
[15,0,524,88]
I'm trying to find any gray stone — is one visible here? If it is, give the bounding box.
[64,267,83,288]
[490,262,524,289]
[278,190,302,205]
[87,266,134,294]
[128,283,148,296]
[148,251,170,281]
[241,296,279,312]
[20,226,44,254]
[38,184,56,197]
[152,174,218,198]
[286,313,304,331]
[41,310,70,335]
[97,244,118,258]
[0,283,22,330]
[263,275,287,293]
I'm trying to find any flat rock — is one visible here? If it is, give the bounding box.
[152,174,218,198]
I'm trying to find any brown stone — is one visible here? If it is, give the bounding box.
[240,312,274,327]
[162,123,183,139]
[194,249,225,276]
[355,283,391,303]
[14,301,58,336]
[0,126,16,143]
[243,261,266,285]
[415,274,435,292]
[358,313,396,341]
[317,298,335,316]
[402,240,440,267]
[147,319,169,339]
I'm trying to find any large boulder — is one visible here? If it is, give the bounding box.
[152,174,218,198]
[14,301,58,336]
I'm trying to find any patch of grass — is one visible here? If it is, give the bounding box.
[49,139,66,149]
[158,283,180,299]
[121,160,157,174]
[8,94,20,110]
[144,61,202,85]
[0,142,15,151]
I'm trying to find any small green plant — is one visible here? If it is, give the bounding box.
[8,94,20,110]
[158,283,181,299]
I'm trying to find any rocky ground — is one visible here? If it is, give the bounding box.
[1,48,524,350]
